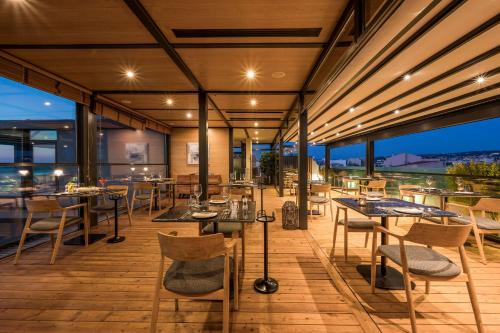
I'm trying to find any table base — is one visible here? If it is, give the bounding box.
[64,233,106,245]
[107,236,126,243]
[357,264,415,290]
[307,209,321,215]
[254,277,279,294]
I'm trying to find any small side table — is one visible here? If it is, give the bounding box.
[107,193,125,243]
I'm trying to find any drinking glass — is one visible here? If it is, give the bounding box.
[98,177,107,188]
[425,176,433,189]
[193,184,202,205]
[455,177,464,191]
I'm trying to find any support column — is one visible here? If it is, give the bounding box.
[278,130,284,197]
[366,139,374,177]
[325,143,330,183]
[198,92,209,201]
[298,94,308,230]
[245,138,252,181]
[228,127,234,177]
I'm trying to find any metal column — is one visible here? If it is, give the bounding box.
[198,92,209,201]
[297,94,308,230]
[278,130,284,197]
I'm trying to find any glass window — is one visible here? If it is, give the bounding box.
[0,144,15,163]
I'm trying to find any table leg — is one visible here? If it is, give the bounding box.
[64,199,106,245]
[172,186,176,207]
[213,222,218,234]
[107,199,125,243]
[153,182,159,210]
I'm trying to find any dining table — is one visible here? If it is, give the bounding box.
[219,181,258,200]
[333,197,456,290]
[139,178,177,209]
[403,187,488,209]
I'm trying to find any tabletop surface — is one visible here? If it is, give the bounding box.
[404,188,487,197]
[333,197,457,217]
[219,182,258,187]
[153,201,256,223]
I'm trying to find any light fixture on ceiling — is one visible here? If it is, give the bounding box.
[349,107,355,113]
[475,76,485,84]
[99,132,104,136]
[394,109,400,114]
[246,69,256,79]
[325,123,329,127]
[336,132,340,136]
[166,98,173,105]
[63,125,69,129]
[403,73,411,81]
[250,99,257,106]
[357,124,362,128]
[125,70,135,78]
[12,126,17,129]
[18,169,29,176]
[44,101,51,106]
[312,142,316,145]
[186,112,192,119]
[255,131,259,134]
[311,131,315,135]
[254,122,259,127]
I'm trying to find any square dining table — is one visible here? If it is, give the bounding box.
[333,197,456,290]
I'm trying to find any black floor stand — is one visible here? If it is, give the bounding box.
[254,185,279,294]
[107,196,125,243]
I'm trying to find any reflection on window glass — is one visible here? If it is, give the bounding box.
[30,130,57,141]
[33,144,56,163]
[0,144,14,163]
[331,143,366,169]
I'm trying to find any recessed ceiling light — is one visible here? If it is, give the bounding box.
[246,69,256,79]
[186,113,192,119]
[254,122,259,127]
[125,70,135,78]
[325,123,329,127]
[403,74,411,81]
[121,100,132,104]
[250,99,257,106]
[44,101,51,106]
[99,132,104,136]
[394,109,400,114]
[18,169,29,176]
[63,125,69,129]
[271,71,286,79]
[311,131,315,135]
[349,107,355,113]
[336,132,340,136]
[255,131,259,134]
[357,124,362,128]
[166,98,173,105]
[475,76,485,84]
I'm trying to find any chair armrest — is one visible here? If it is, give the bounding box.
[374,225,407,240]
[62,203,87,211]
[168,231,178,236]
[225,239,238,253]
[446,202,475,211]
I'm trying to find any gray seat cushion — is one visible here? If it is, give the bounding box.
[309,196,330,204]
[450,216,500,230]
[379,245,461,277]
[30,216,81,231]
[164,255,233,295]
[202,223,242,234]
[91,203,128,213]
[135,194,151,200]
[339,218,378,229]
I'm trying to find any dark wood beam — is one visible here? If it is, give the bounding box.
[297,94,308,230]
[198,92,209,201]
[229,127,234,175]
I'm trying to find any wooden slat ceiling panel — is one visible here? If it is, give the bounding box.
[102,93,201,110]
[0,0,154,44]
[211,94,295,110]
[6,49,194,91]
[139,109,222,121]
[229,120,282,128]
[233,128,278,143]
[177,48,322,90]
[165,120,227,127]
[141,0,347,43]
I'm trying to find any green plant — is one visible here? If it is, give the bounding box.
[259,151,278,184]
[446,161,500,177]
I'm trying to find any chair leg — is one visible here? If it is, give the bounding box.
[50,234,55,248]
[331,208,339,258]
[370,231,378,293]
[402,270,417,333]
[174,299,179,311]
[149,192,154,217]
[106,213,111,224]
[241,229,246,272]
[343,222,348,262]
[50,228,65,265]
[472,226,487,264]
[150,295,161,333]
[395,216,399,226]
[14,230,28,264]
[364,232,369,248]
[460,246,484,333]
[233,243,239,311]
[329,202,333,222]
[130,194,136,216]
[425,281,430,294]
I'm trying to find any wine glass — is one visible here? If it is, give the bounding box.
[425,176,433,189]
[222,186,230,202]
[98,177,107,188]
[193,184,202,205]
[455,177,464,191]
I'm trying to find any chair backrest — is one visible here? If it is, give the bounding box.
[26,199,61,213]
[368,179,386,188]
[208,174,222,185]
[311,184,331,193]
[133,182,154,191]
[399,184,420,195]
[405,223,472,248]
[176,175,191,184]
[107,184,129,196]
[158,232,225,261]
[474,198,500,213]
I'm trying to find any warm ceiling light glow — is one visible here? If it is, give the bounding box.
[246,69,256,79]
[130,167,136,172]
[44,101,51,106]
[476,76,485,84]
[325,123,329,127]
[254,122,259,127]
[18,169,29,176]
[186,113,192,119]
[143,167,149,172]
[312,142,316,145]
[255,131,259,134]
[125,70,135,78]
[394,109,400,114]
[99,132,104,136]
[53,169,64,177]
[349,107,355,113]
[336,132,340,136]
[64,125,69,129]
[403,74,411,81]
[250,99,257,106]
[166,98,173,105]
[357,124,362,128]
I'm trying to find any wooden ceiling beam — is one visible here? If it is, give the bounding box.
[96,90,313,95]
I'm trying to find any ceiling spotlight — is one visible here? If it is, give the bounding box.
[99,132,104,136]
[186,113,192,119]
[336,132,340,136]
[166,98,173,105]
[357,124,362,128]
[246,69,256,79]
[475,76,485,84]
[125,70,135,78]
[254,122,259,127]
[394,109,400,114]
[311,131,315,135]
[403,73,411,81]
[63,125,69,129]
[325,123,329,127]
[250,99,257,106]
[255,131,259,134]
[44,101,51,106]
[349,107,355,113]
[12,126,17,129]
[18,169,30,176]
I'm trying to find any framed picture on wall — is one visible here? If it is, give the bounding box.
[187,142,199,164]
[126,143,149,163]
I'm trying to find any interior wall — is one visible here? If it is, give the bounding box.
[170,128,229,181]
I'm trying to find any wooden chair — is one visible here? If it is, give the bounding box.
[131,182,158,217]
[341,177,359,195]
[91,185,132,226]
[14,199,88,264]
[446,198,500,264]
[150,232,238,333]
[395,184,421,226]
[308,184,333,221]
[208,174,222,197]
[331,205,379,261]
[359,179,387,197]
[370,223,483,333]
[176,174,192,197]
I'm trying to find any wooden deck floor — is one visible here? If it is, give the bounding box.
[305,190,500,333]
[0,190,369,333]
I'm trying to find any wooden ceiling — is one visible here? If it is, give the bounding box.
[284,0,500,143]
[0,0,351,142]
